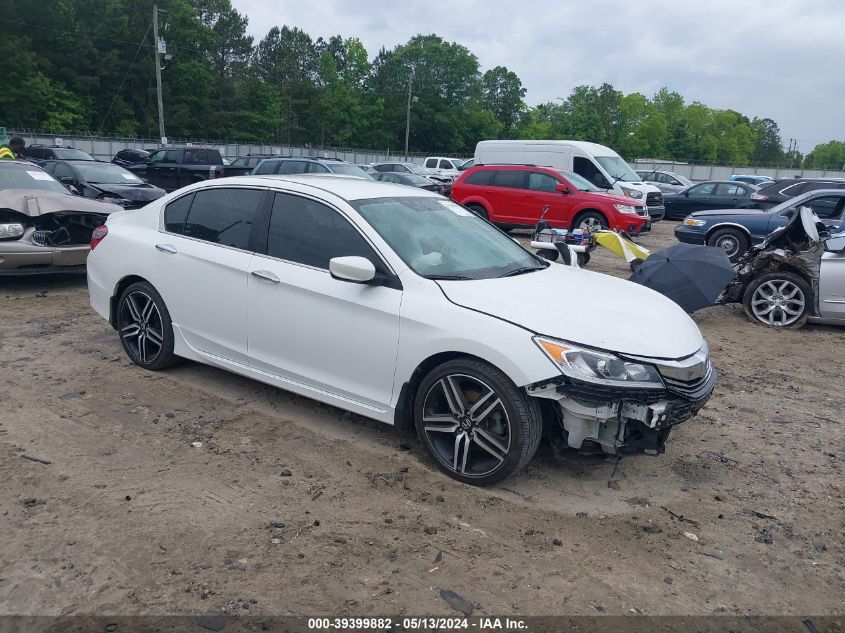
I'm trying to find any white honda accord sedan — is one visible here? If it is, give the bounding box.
[87,175,716,485]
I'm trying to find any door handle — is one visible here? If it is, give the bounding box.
[251,270,280,284]
[155,243,177,254]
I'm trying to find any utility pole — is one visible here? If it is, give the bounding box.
[404,66,415,162]
[153,4,166,146]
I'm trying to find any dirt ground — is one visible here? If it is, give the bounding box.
[1,220,843,619]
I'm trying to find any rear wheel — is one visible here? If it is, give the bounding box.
[414,358,542,486]
[574,211,608,232]
[466,204,488,220]
[707,228,749,261]
[117,281,180,370]
[742,272,811,329]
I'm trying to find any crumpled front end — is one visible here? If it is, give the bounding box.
[526,347,716,455]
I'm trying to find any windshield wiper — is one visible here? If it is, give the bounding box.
[498,266,546,278]
[423,274,473,280]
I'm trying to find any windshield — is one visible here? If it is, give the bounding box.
[51,149,95,161]
[766,193,816,215]
[400,174,434,186]
[557,170,599,191]
[328,163,372,179]
[0,165,69,193]
[405,164,434,176]
[352,197,545,280]
[595,156,640,182]
[76,163,143,184]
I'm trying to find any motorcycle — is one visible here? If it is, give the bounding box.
[530,205,595,267]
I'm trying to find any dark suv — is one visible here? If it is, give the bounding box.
[251,157,372,179]
[751,178,845,209]
[26,145,96,163]
[112,148,151,167]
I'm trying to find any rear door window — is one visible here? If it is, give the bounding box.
[182,188,263,250]
[164,194,194,234]
[439,160,452,170]
[492,170,526,189]
[425,159,437,168]
[277,161,309,175]
[308,162,330,173]
[254,161,277,175]
[715,183,745,196]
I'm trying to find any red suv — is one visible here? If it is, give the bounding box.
[450,165,650,234]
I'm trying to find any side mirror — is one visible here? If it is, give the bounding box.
[329,256,376,283]
[823,235,845,254]
[555,183,571,194]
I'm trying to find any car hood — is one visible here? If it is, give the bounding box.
[438,264,704,359]
[89,182,165,201]
[0,189,122,216]
[689,208,767,218]
[583,191,646,206]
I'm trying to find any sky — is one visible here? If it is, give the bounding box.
[231,0,845,153]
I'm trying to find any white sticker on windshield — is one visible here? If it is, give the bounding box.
[121,173,139,180]
[27,170,54,181]
[439,200,473,216]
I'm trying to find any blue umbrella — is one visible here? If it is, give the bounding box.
[629,243,736,312]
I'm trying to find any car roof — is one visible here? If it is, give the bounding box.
[259,156,347,164]
[0,159,44,168]
[40,159,111,165]
[200,174,441,202]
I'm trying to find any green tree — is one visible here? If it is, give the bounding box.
[481,66,526,135]
[804,141,845,170]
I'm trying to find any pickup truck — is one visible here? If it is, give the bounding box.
[126,147,228,192]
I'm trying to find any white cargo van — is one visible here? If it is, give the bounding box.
[474,140,665,219]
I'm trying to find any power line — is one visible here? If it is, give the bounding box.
[97,20,154,133]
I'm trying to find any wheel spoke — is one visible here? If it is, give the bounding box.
[453,432,470,473]
[423,414,459,434]
[467,388,494,419]
[146,326,163,347]
[141,296,156,322]
[121,323,141,338]
[470,395,502,424]
[138,333,147,363]
[473,429,507,463]
[782,304,802,316]
[440,377,467,415]
[126,295,142,322]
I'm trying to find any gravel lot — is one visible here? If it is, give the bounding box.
[1,220,843,618]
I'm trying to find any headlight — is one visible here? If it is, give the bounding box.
[99,195,131,207]
[683,217,707,227]
[613,204,640,215]
[0,223,25,239]
[534,337,664,387]
[619,186,644,199]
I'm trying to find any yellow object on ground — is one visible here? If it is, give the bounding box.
[594,231,650,263]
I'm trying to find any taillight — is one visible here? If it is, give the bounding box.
[215,169,226,178]
[751,193,768,201]
[90,225,108,250]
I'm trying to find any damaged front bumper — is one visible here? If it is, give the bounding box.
[526,360,717,455]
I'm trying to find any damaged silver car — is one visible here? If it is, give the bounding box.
[0,160,120,275]
[721,203,845,328]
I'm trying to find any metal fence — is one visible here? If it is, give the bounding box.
[632,159,845,181]
[9,130,844,179]
[7,130,452,166]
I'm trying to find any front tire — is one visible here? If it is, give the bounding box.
[537,248,559,262]
[708,228,749,262]
[742,272,811,329]
[117,281,180,370]
[574,211,609,232]
[414,358,542,486]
